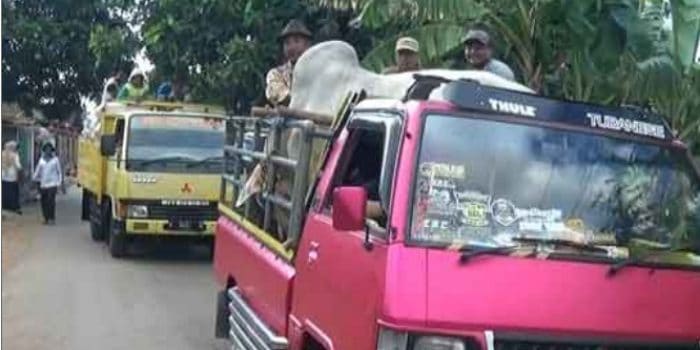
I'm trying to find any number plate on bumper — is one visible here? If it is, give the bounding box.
[165,219,205,231]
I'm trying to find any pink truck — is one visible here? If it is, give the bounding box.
[213,78,700,350]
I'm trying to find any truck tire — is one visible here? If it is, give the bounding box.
[214,289,229,338]
[90,220,104,242]
[89,196,105,242]
[81,189,90,221]
[107,207,127,258]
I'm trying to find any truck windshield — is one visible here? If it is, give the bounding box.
[126,115,225,173]
[410,113,700,265]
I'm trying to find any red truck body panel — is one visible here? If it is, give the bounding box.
[213,217,294,335]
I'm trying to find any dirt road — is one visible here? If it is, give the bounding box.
[2,189,228,350]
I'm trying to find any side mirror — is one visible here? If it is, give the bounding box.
[100,135,117,156]
[332,186,367,231]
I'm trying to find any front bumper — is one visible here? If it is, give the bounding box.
[125,219,216,236]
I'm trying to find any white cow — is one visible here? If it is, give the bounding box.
[285,40,532,157]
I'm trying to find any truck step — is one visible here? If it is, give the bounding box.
[227,287,288,350]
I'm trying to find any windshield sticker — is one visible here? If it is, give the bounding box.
[585,112,665,139]
[460,201,490,227]
[491,198,518,226]
[420,162,466,179]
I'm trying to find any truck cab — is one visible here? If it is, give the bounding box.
[78,101,227,257]
[213,79,700,349]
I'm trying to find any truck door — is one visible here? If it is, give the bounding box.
[291,113,402,349]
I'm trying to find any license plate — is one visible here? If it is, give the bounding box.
[169,220,201,230]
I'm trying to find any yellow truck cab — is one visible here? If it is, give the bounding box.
[78,101,227,257]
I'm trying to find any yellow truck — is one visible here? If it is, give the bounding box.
[78,101,227,257]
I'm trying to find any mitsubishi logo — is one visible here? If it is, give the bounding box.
[181,182,193,193]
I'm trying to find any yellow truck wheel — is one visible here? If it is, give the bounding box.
[86,192,105,242]
[108,215,127,258]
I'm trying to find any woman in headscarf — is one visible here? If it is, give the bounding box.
[117,68,149,102]
[2,141,23,214]
[33,142,63,224]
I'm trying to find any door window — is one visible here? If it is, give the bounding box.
[325,126,388,232]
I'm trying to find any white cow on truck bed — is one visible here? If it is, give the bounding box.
[285,40,532,157]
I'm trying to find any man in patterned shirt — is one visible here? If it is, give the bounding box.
[265,20,312,106]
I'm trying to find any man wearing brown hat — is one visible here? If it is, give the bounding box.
[265,20,312,106]
[463,27,515,81]
[382,37,422,74]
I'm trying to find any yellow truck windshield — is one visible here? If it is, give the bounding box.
[126,115,225,173]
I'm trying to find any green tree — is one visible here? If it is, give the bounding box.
[2,0,138,118]
[313,0,700,149]
[139,0,370,113]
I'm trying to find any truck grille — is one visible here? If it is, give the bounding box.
[148,203,218,221]
[494,338,699,350]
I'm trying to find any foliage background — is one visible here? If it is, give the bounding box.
[2,0,138,119]
[2,0,699,151]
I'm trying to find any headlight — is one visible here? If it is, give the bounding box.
[377,328,408,350]
[377,328,469,350]
[127,205,148,218]
[413,336,466,350]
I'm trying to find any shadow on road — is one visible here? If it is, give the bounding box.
[122,238,213,263]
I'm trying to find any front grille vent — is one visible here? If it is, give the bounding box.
[494,337,698,350]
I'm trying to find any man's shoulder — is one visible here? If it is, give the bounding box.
[267,62,292,74]
[382,66,400,74]
[486,59,515,80]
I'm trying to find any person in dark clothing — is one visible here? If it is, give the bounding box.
[343,131,386,224]
[32,143,63,224]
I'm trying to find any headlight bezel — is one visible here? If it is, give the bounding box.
[127,204,149,218]
[411,335,467,350]
[377,327,474,350]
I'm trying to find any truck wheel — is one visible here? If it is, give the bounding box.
[89,196,105,242]
[214,289,229,339]
[108,215,127,258]
[90,220,104,242]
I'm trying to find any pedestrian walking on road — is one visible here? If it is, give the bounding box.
[2,141,23,214]
[33,142,64,225]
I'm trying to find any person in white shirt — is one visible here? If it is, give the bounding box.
[2,141,23,214]
[33,142,64,224]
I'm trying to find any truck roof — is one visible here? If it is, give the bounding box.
[355,78,675,143]
[99,101,226,117]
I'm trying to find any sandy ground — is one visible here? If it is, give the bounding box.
[2,188,229,350]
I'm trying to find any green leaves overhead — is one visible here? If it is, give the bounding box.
[669,0,700,69]
[2,0,135,118]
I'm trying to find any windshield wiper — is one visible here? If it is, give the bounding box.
[459,245,535,264]
[137,156,196,166]
[185,156,224,168]
[510,237,612,253]
[607,246,696,277]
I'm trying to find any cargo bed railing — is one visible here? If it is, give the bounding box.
[220,109,333,250]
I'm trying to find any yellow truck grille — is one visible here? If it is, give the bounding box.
[148,203,218,221]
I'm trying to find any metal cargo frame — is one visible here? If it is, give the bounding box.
[220,114,333,247]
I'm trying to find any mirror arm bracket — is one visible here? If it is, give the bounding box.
[363,226,374,251]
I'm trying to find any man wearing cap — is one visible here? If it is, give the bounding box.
[382,37,422,74]
[463,27,515,81]
[265,20,312,106]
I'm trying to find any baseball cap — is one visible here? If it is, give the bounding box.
[396,37,419,53]
[462,29,490,45]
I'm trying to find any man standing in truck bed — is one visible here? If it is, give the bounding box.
[265,20,313,106]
